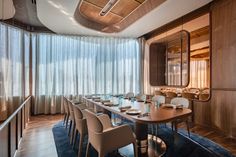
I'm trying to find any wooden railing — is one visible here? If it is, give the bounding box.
[0,96,32,157]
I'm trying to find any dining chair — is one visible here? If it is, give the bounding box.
[199,93,210,101]
[135,93,146,101]
[73,105,88,157]
[165,91,177,103]
[152,95,165,105]
[181,92,195,100]
[125,92,134,99]
[165,91,177,98]
[151,95,166,135]
[154,90,163,95]
[63,97,70,128]
[84,109,138,157]
[67,100,76,144]
[170,97,190,137]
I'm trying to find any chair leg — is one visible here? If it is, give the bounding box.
[73,130,78,148]
[63,114,67,125]
[65,115,69,129]
[186,120,190,137]
[68,120,72,136]
[133,142,138,157]
[86,142,90,157]
[78,134,84,157]
[70,121,75,144]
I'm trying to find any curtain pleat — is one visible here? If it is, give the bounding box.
[0,23,30,121]
[0,23,142,115]
[31,34,142,114]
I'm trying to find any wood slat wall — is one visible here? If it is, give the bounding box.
[193,0,236,138]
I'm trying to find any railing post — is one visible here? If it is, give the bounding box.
[8,123,11,157]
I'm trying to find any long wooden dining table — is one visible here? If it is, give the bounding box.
[82,96,192,157]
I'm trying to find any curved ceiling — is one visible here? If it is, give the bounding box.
[36,0,212,37]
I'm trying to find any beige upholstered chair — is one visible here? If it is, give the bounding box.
[84,109,138,157]
[125,92,134,99]
[181,92,195,100]
[63,97,70,128]
[154,90,163,95]
[170,97,190,137]
[67,100,76,144]
[199,93,210,101]
[152,95,165,105]
[165,91,177,98]
[151,95,166,135]
[135,93,146,101]
[73,105,88,157]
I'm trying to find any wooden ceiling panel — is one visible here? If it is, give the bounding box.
[80,2,122,26]
[84,0,109,8]
[111,0,141,18]
[77,0,166,33]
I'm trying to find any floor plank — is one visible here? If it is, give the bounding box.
[15,115,63,157]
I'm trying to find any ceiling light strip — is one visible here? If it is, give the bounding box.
[99,0,119,16]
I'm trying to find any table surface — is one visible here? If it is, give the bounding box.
[83,96,192,124]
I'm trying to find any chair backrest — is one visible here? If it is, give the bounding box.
[84,109,103,133]
[73,105,84,119]
[199,93,209,101]
[125,92,134,98]
[152,95,165,104]
[154,90,163,95]
[189,88,200,93]
[63,97,69,113]
[171,97,189,108]
[135,94,146,100]
[67,100,75,120]
[182,92,195,100]
[165,91,177,98]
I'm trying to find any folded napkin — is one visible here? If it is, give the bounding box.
[101,100,110,103]
[93,99,101,102]
[103,102,114,106]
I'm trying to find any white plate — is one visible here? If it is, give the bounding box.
[126,109,141,115]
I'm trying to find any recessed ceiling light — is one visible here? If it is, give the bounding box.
[99,0,119,16]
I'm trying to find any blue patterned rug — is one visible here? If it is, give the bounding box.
[52,121,234,157]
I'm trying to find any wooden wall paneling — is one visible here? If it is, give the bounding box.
[0,125,9,157]
[210,90,236,137]
[211,0,236,89]
[193,100,212,126]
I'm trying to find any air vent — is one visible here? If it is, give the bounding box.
[99,0,119,16]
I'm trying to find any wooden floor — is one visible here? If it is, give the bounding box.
[15,115,236,157]
[15,115,62,157]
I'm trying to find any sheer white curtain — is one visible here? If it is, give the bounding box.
[189,60,209,88]
[31,33,141,114]
[0,23,30,121]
